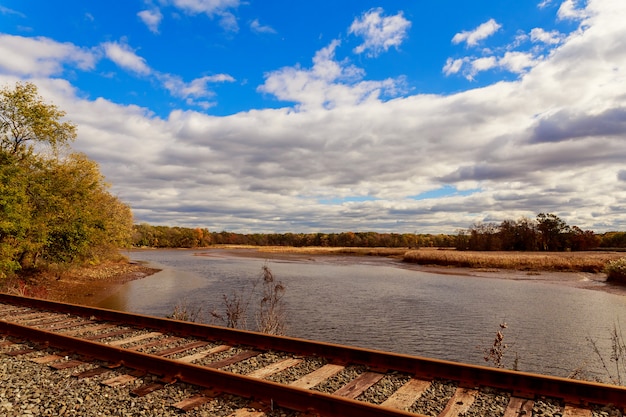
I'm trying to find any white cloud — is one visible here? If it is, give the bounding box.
[530,28,565,44]
[169,0,240,15]
[159,73,235,107]
[167,0,240,31]
[258,39,403,110]
[452,18,502,47]
[498,51,539,73]
[0,34,96,77]
[442,57,466,76]
[103,41,151,75]
[3,0,626,233]
[348,8,411,57]
[138,9,163,34]
[0,6,26,18]
[250,19,276,34]
[557,0,590,20]
[538,0,554,9]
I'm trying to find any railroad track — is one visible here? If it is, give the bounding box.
[0,293,624,417]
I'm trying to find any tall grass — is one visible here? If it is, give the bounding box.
[403,249,623,272]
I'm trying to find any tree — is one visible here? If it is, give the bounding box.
[0,82,76,156]
[536,213,570,251]
[0,82,133,279]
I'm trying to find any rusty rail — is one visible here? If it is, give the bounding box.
[2,293,626,415]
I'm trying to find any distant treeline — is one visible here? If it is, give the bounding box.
[132,217,626,251]
[456,213,620,251]
[131,224,455,249]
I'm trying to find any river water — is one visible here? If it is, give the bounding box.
[99,249,626,379]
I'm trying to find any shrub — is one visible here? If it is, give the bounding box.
[605,258,626,283]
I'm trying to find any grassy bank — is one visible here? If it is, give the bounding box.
[255,246,408,257]
[403,249,624,272]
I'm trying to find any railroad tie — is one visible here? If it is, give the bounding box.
[49,359,85,370]
[438,387,479,417]
[30,354,64,364]
[289,363,345,389]
[206,350,260,369]
[246,357,302,379]
[35,318,88,331]
[563,405,593,417]
[176,344,231,363]
[172,389,221,412]
[333,371,385,399]
[73,367,110,379]
[380,377,431,410]
[131,382,166,397]
[125,335,181,351]
[503,397,534,417]
[156,340,210,357]
[58,322,113,336]
[107,331,163,346]
[101,374,139,388]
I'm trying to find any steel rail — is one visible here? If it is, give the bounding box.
[2,293,626,409]
[0,319,418,417]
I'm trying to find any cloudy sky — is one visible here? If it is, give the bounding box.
[1,0,625,234]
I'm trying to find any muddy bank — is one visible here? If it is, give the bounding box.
[12,261,160,306]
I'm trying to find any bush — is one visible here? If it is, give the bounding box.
[605,258,626,283]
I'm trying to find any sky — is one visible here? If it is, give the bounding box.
[0,0,625,234]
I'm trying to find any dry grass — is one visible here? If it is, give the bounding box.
[403,249,624,272]
[256,246,408,257]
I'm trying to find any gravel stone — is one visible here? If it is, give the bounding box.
[409,379,457,416]
[532,397,563,416]
[460,387,510,417]
[0,341,294,416]
[357,372,411,404]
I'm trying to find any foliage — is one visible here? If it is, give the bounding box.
[0,82,133,280]
[605,258,626,283]
[598,232,626,249]
[456,213,598,252]
[0,82,76,156]
[131,225,457,249]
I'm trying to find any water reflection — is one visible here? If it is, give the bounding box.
[100,249,626,379]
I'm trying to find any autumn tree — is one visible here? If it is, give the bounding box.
[536,213,571,251]
[0,82,133,279]
[0,82,76,156]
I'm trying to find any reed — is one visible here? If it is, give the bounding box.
[403,249,624,272]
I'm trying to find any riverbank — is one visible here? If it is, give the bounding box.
[8,247,626,306]
[195,246,626,296]
[6,261,160,305]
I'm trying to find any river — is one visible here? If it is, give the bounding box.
[99,249,626,380]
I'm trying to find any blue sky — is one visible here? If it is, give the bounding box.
[1,0,625,233]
